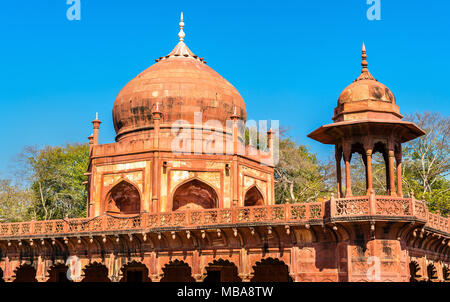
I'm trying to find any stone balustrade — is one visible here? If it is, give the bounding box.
[0,196,448,240]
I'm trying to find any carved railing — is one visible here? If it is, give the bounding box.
[0,203,323,238]
[335,196,370,216]
[375,196,412,216]
[0,197,447,239]
[331,195,448,233]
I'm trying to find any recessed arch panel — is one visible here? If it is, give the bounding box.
[244,186,264,206]
[172,179,218,211]
[106,180,141,214]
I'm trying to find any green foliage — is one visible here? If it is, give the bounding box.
[348,152,388,196]
[0,179,32,222]
[402,112,450,216]
[274,138,333,203]
[20,143,89,220]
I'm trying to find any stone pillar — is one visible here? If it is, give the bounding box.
[388,150,396,196]
[2,257,19,282]
[36,256,49,282]
[395,146,403,197]
[366,149,373,195]
[238,248,252,282]
[343,143,352,197]
[335,145,343,198]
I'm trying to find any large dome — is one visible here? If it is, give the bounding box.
[113,16,246,141]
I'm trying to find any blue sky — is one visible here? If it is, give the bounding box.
[0,0,449,177]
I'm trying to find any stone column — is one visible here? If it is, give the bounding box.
[36,256,49,282]
[366,149,373,195]
[388,150,396,196]
[343,143,352,197]
[395,146,403,197]
[335,145,343,198]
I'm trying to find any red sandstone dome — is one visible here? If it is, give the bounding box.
[333,43,402,123]
[308,43,425,145]
[113,16,246,141]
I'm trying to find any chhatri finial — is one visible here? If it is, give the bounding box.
[178,12,185,42]
[361,42,368,72]
[95,112,99,120]
[354,42,375,82]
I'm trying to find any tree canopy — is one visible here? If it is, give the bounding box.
[15,143,89,220]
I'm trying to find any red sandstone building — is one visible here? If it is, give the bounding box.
[0,15,448,282]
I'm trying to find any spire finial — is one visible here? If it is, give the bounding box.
[361,42,368,72]
[178,12,185,42]
[95,112,98,120]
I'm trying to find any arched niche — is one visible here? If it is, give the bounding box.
[13,264,37,282]
[106,180,141,215]
[427,263,438,281]
[160,260,195,282]
[250,258,292,282]
[172,179,218,211]
[409,260,421,282]
[244,186,264,206]
[47,263,70,282]
[204,259,241,282]
[81,262,111,282]
[119,261,151,282]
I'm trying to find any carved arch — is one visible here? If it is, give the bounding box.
[204,259,242,282]
[119,260,151,282]
[244,185,265,206]
[160,260,195,282]
[172,178,219,211]
[250,258,293,282]
[13,263,37,282]
[105,180,141,215]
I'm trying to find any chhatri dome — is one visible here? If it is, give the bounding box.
[309,43,424,145]
[334,42,401,123]
[113,13,246,142]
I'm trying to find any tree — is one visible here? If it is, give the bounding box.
[402,112,450,216]
[0,179,32,222]
[274,138,333,203]
[17,143,89,220]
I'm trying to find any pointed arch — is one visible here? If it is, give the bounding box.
[105,180,141,214]
[172,178,218,211]
[244,185,264,206]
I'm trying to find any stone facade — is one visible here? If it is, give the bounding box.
[0,17,448,283]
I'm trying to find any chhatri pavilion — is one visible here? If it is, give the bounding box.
[0,14,448,282]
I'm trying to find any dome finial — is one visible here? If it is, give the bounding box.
[178,12,185,42]
[361,42,368,72]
